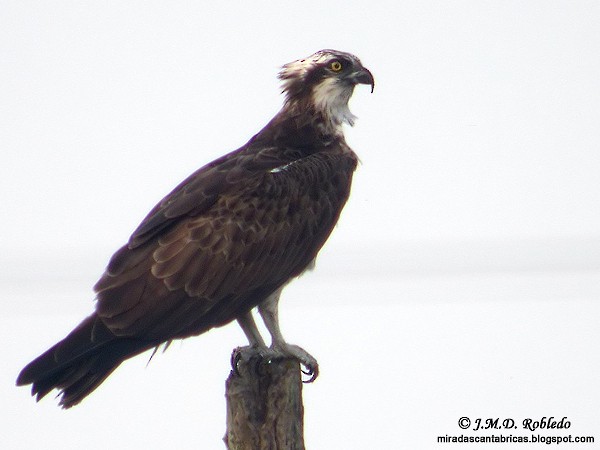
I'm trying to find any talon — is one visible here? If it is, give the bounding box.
[231,347,243,376]
[301,364,319,383]
[254,353,266,377]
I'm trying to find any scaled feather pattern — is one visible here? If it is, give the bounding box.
[16,49,373,408]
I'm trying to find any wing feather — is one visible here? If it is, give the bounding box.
[127,145,301,249]
[93,147,357,340]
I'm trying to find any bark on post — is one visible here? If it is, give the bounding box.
[224,349,305,450]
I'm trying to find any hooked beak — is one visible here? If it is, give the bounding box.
[350,67,375,93]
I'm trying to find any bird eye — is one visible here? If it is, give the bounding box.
[330,61,343,72]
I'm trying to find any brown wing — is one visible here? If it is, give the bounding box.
[93,147,357,341]
[126,145,301,249]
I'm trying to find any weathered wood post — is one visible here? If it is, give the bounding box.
[224,349,306,450]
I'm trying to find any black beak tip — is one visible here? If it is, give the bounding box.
[366,69,375,93]
[354,67,375,93]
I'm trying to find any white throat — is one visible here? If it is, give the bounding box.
[311,78,357,130]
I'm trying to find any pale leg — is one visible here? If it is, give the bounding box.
[258,288,319,381]
[237,311,266,348]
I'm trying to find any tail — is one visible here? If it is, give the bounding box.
[16,314,156,408]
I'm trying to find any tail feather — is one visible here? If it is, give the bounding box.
[17,314,156,408]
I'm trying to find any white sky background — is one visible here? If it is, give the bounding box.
[2,1,600,449]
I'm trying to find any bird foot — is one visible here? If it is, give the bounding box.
[272,343,319,383]
[231,344,319,383]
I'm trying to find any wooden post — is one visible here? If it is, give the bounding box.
[224,349,305,450]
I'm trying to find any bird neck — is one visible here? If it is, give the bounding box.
[257,104,346,150]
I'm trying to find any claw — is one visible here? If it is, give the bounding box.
[231,344,319,382]
[301,364,319,383]
[270,343,319,382]
[231,346,243,376]
[231,345,276,378]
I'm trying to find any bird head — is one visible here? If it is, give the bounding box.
[279,49,374,129]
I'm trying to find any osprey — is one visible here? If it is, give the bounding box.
[16,49,374,408]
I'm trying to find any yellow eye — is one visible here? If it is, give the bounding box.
[330,61,343,72]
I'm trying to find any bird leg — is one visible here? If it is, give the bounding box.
[232,291,319,382]
[237,311,266,348]
[258,289,319,382]
[232,311,268,375]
